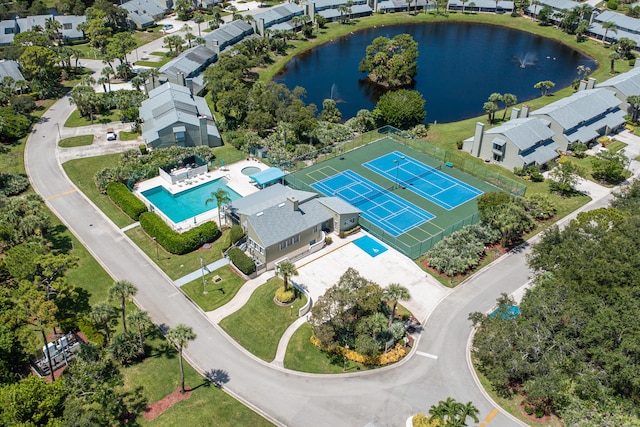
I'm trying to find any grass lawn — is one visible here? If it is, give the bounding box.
[122,332,274,426]
[135,51,173,68]
[132,28,165,47]
[125,226,233,280]
[119,130,141,141]
[284,323,371,373]
[65,109,121,127]
[219,277,308,362]
[62,154,134,229]
[607,140,628,153]
[180,265,245,311]
[58,135,94,147]
[211,143,248,168]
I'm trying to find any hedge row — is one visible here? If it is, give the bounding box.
[139,212,219,255]
[107,182,148,220]
[228,247,255,275]
[229,225,244,245]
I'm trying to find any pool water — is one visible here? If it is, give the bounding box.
[353,235,388,258]
[241,166,261,176]
[141,178,241,223]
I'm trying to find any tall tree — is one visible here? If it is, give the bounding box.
[601,21,618,45]
[627,94,640,123]
[358,34,419,88]
[127,309,153,349]
[501,93,517,120]
[108,280,137,332]
[277,260,298,292]
[205,188,231,226]
[166,324,196,393]
[374,89,426,129]
[383,283,411,327]
[89,302,116,344]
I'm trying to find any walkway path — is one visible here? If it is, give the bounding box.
[175,258,230,286]
[272,316,308,367]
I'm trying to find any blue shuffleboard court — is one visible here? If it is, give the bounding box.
[353,235,388,257]
[311,170,434,237]
[363,151,483,210]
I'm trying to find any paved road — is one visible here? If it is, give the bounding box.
[25,91,616,426]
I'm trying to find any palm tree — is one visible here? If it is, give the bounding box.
[127,308,153,349]
[609,51,621,74]
[108,280,137,332]
[277,260,298,292]
[205,188,231,227]
[602,21,617,45]
[194,11,205,36]
[383,283,411,327]
[627,95,640,123]
[501,93,517,120]
[89,301,116,344]
[167,324,196,393]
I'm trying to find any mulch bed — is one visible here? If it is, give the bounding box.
[143,387,193,420]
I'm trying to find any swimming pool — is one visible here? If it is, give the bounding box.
[141,178,241,224]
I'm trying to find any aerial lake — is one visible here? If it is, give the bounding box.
[274,22,597,123]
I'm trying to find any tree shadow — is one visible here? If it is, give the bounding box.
[205,369,230,388]
[45,223,73,253]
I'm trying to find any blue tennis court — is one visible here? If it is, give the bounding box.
[311,170,434,237]
[363,151,483,210]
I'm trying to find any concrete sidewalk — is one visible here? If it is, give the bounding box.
[175,257,230,286]
[207,270,276,323]
[272,316,308,367]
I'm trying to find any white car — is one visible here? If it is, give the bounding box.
[107,129,117,141]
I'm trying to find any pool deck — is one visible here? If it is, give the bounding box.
[133,158,269,230]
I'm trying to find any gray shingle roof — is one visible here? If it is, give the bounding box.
[311,0,368,10]
[159,45,217,79]
[248,198,331,247]
[203,20,253,49]
[448,0,513,9]
[230,183,317,216]
[318,4,372,19]
[253,3,303,28]
[0,14,86,45]
[317,197,361,215]
[531,88,622,131]
[596,65,640,97]
[141,83,218,143]
[121,0,167,21]
[485,117,555,151]
[593,10,640,32]
[525,0,580,11]
[0,60,24,82]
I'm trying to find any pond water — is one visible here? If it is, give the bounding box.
[274,22,597,123]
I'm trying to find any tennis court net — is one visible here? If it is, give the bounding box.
[348,185,394,207]
[401,164,442,187]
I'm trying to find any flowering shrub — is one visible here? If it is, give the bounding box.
[310,336,406,366]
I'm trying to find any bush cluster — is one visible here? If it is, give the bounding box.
[275,286,295,303]
[228,247,256,275]
[310,336,406,366]
[229,225,244,245]
[412,414,430,427]
[426,224,501,276]
[106,182,148,220]
[0,173,29,196]
[139,212,219,255]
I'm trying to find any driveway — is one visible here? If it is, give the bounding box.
[296,237,450,322]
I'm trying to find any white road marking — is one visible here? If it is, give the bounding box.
[416,351,438,360]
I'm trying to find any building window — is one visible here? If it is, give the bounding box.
[63,23,72,30]
[279,234,300,250]
[313,225,318,233]
[493,142,503,151]
[4,28,14,34]
[493,153,503,162]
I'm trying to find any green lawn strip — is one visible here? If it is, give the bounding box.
[133,28,165,47]
[219,277,308,362]
[65,109,121,127]
[119,130,141,141]
[180,265,245,311]
[62,154,134,229]
[283,323,371,373]
[122,333,274,426]
[125,226,232,280]
[58,135,94,147]
[211,143,248,167]
[606,140,628,153]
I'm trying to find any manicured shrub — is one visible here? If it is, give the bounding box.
[139,144,147,155]
[229,225,244,244]
[534,407,545,418]
[139,212,219,255]
[275,286,295,303]
[524,405,534,415]
[228,247,256,275]
[412,414,430,427]
[77,318,104,347]
[0,173,29,196]
[607,0,617,10]
[107,182,148,220]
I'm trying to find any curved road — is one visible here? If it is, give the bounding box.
[25,91,613,426]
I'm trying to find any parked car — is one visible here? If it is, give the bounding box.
[107,128,117,141]
[162,24,173,32]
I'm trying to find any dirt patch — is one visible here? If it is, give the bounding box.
[143,387,192,420]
